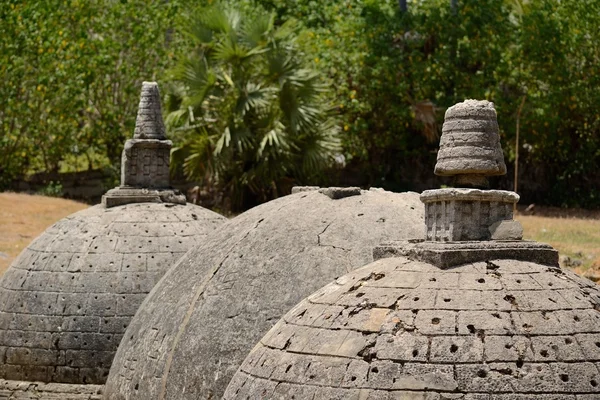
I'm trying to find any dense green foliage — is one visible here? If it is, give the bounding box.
[262,0,600,205]
[0,0,180,187]
[2,0,599,208]
[165,6,341,208]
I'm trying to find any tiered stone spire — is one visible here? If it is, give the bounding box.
[102,82,186,208]
[375,99,558,268]
[423,100,518,242]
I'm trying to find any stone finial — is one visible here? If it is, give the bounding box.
[101,81,185,208]
[435,100,506,188]
[420,99,521,242]
[133,82,166,140]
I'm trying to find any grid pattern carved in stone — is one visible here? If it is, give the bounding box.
[0,203,225,385]
[225,257,600,399]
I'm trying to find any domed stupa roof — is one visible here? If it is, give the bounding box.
[0,82,226,386]
[104,187,425,399]
[224,100,600,399]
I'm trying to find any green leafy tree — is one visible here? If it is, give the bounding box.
[0,0,181,187]
[165,5,341,209]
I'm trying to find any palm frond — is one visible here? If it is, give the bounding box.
[236,83,276,116]
[241,12,274,48]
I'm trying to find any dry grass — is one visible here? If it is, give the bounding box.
[516,214,600,275]
[0,192,88,274]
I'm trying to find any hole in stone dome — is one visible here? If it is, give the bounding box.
[591,380,598,387]
[431,318,440,325]
[371,367,379,373]
[574,315,581,322]
[309,375,315,380]
[491,313,501,319]
[516,279,521,284]
[548,282,553,287]
[565,338,573,344]
[351,376,357,381]
[450,344,458,353]
[412,349,419,357]
[477,278,485,284]
[540,350,549,358]
[443,298,451,303]
[477,370,487,378]
[429,278,436,282]
[595,342,600,348]
[560,374,569,382]
[134,383,139,390]
[505,343,512,349]
[467,325,476,334]
[504,295,517,306]
[413,297,420,302]
[356,293,365,298]
[551,345,558,352]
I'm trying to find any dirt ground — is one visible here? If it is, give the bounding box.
[0,192,598,278]
[0,192,89,274]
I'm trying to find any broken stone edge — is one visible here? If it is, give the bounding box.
[374,240,559,269]
[318,187,362,200]
[420,188,519,203]
[0,379,103,399]
[101,188,186,208]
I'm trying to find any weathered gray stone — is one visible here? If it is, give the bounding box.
[0,203,225,384]
[132,82,166,140]
[374,240,559,269]
[435,99,506,180]
[318,186,362,199]
[420,188,518,241]
[103,188,424,400]
[490,219,524,240]
[224,256,600,398]
[0,379,103,399]
[102,82,185,208]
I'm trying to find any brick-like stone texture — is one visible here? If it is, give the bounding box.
[224,256,600,399]
[0,379,102,399]
[0,203,225,384]
[103,189,425,400]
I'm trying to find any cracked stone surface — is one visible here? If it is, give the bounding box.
[0,203,225,385]
[224,256,600,399]
[104,188,424,400]
[0,379,102,399]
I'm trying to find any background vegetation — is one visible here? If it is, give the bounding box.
[1,0,599,211]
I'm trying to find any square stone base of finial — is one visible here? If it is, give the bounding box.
[374,240,559,269]
[101,187,186,208]
[421,188,520,241]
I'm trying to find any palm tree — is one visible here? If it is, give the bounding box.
[165,5,341,210]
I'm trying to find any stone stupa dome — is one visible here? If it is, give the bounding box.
[104,186,425,400]
[223,99,600,399]
[225,256,600,399]
[0,82,226,386]
[224,99,600,399]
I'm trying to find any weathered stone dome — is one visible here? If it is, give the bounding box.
[0,202,225,385]
[225,255,600,399]
[104,187,425,400]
